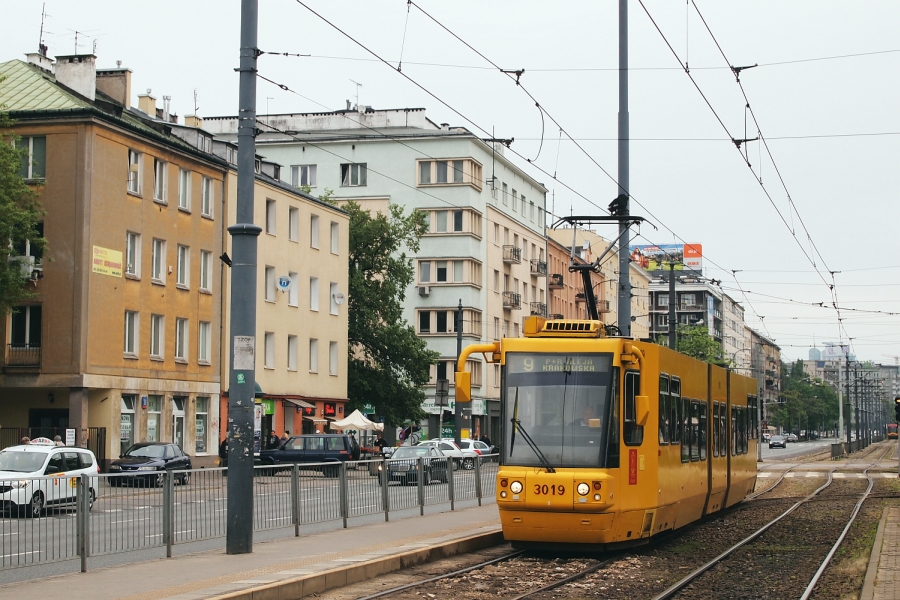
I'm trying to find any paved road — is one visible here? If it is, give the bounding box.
[760,437,840,461]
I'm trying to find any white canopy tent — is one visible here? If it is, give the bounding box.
[329,409,384,431]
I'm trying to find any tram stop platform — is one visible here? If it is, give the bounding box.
[0,503,502,600]
[862,506,900,600]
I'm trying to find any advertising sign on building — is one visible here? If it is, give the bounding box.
[629,243,703,277]
[92,246,123,277]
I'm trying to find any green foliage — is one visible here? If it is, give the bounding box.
[0,111,45,315]
[657,324,727,364]
[341,200,438,427]
[769,359,839,432]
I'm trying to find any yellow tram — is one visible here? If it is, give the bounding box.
[455,316,758,550]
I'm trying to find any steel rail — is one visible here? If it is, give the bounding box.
[508,556,620,600]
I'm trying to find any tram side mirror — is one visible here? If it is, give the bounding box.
[455,371,471,402]
[635,395,650,427]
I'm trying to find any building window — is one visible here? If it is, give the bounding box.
[310,214,320,249]
[265,266,276,302]
[330,282,339,315]
[178,168,191,210]
[287,272,298,306]
[501,183,508,205]
[657,314,669,328]
[150,314,164,358]
[198,321,211,364]
[200,250,212,292]
[291,164,317,187]
[125,232,141,277]
[195,397,209,454]
[493,317,499,340]
[309,338,318,373]
[175,318,188,361]
[682,293,697,307]
[151,239,166,283]
[124,310,138,356]
[264,332,275,369]
[329,341,338,375]
[419,311,430,333]
[657,295,669,307]
[512,189,518,212]
[416,158,481,190]
[419,261,431,283]
[201,176,213,217]
[288,335,298,371]
[176,245,189,288]
[330,222,339,254]
[265,199,276,234]
[309,277,319,311]
[147,395,162,442]
[153,159,167,202]
[436,261,447,282]
[17,136,46,180]
[289,207,299,241]
[127,149,142,194]
[340,163,367,187]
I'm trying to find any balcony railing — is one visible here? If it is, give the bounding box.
[502,245,521,264]
[5,344,41,367]
[530,302,547,317]
[575,291,586,303]
[548,273,564,289]
[529,259,547,277]
[549,313,564,320]
[502,291,521,309]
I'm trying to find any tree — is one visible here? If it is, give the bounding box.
[658,324,727,364]
[342,200,439,427]
[0,111,45,315]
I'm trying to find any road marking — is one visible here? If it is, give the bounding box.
[1,551,39,559]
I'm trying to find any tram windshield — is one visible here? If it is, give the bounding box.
[502,352,615,468]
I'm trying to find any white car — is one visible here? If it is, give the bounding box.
[457,439,497,460]
[0,440,98,517]
[416,439,479,470]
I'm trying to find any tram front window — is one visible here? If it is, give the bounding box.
[503,353,614,468]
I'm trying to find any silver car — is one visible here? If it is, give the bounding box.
[416,439,479,470]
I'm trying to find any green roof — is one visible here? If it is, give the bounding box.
[0,59,88,111]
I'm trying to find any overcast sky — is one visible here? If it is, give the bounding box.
[4,1,898,363]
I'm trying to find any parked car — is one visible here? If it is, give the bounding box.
[0,440,98,517]
[258,434,352,477]
[108,443,192,486]
[762,433,772,442]
[769,435,786,449]
[457,439,497,461]
[379,445,449,486]
[786,433,798,443]
[416,439,479,470]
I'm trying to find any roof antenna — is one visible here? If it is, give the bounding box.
[193,89,199,115]
[38,3,49,56]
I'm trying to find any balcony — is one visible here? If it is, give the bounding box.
[502,245,521,264]
[5,344,41,368]
[502,291,521,310]
[548,273,564,289]
[597,299,611,313]
[575,290,586,303]
[530,302,547,317]
[529,259,547,277]
[549,313,564,320]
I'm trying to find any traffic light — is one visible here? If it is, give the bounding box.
[894,397,900,421]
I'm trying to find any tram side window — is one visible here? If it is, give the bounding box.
[606,368,620,468]
[712,403,719,458]
[698,402,708,460]
[623,371,643,446]
[718,405,727,457]
[743,407,749,454]
[731,407,738,456]
[681,396,691,463]
[690,401,700,461]
[659,374,670,445]
[671,378,681,446]
[749,395,758,440]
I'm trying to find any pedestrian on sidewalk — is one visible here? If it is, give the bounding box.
[218,437,228,474]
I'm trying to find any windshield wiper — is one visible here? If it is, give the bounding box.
[510,387,519,454]
[510,418,555,473]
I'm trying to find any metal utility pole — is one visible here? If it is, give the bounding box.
[845,353,852,447]
[616,0,631,336]
[226,0,261,555]
[855,364,860,447]
[454,299,463,446]
[667,261,676,349]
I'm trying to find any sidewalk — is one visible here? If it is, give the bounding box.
[862,507,900,600]
[0,503,502,600]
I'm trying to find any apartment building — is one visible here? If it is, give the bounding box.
[204,108,547,442]
[747,328,781,422]
[546,236,606,320]
[648,279,723,345]
[0,52,226,467]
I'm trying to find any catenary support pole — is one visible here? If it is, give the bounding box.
[454,299,463,446]
[668,261,676,349]
[227,0,262,555]
[616,0,631,336]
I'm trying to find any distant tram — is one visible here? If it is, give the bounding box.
[455,316,759,550]
[888,423,898,439]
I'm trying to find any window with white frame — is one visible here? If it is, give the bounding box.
[493,317,500,340]
[501,182,508,205]
[150,314,164,358]
[151,239,165,283]
[265,266,275,302]
[147,395,161,442]
[310,215,320,249]
[309,277,319,311]
[264,332,275,369]
[17,136,46,180]
[176,245,189,288]
[175,318,188,361]
[127,149,142,194]
[195,397,209,454]
[289,207,299,241]
[494,364,500,388]
[288,272,299,306]
[419,261,431,283]
[416,159,482,190]
[199,250,212,292]
[126,232,141,277]
[124,311,139,356]
[340,163,367,187]
[201,176,213,217]
[330,222,339,254]
[309,338,318,373]
[198,321,211,364]
[512,189,518,212]
[291,164,317,188]
[153,158,167,202]
[178,168,191,210]
[265,199,276,234]
[287,335,298,371]
[657,294,669,307]
[657,314,669,328]
[329,341,338,375]
[330,282,339,315]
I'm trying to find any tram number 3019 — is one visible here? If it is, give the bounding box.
[534,484,565,495]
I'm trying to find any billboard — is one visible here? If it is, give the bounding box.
[629,243,702,276]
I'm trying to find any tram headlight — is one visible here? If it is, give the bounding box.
[510,481,523,494]
[577,482,590,496]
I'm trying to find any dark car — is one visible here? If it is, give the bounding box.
[379,445,449,486]
[769,435,786,449]
[258,434,351,477]
[108,443,192,486]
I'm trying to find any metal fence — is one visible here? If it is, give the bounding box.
[0,455,498,572]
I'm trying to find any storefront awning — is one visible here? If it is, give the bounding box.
[303,416,327,423]
[283,398,315,409]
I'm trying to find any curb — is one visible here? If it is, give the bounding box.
[208,530,505,600]
[860,506,889,600]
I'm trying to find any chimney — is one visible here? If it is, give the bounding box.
[137,89,156,116]
[346,99,351,110]
[54,54,97,101]
[26,43,54,72]
[184,115,203,128]
[440,123,450,130]
[96,66,132,108]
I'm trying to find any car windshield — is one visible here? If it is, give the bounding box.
[0,450,47,473]
[125,445,166,458]
[393,447,433,459]
[772,436,784,441]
